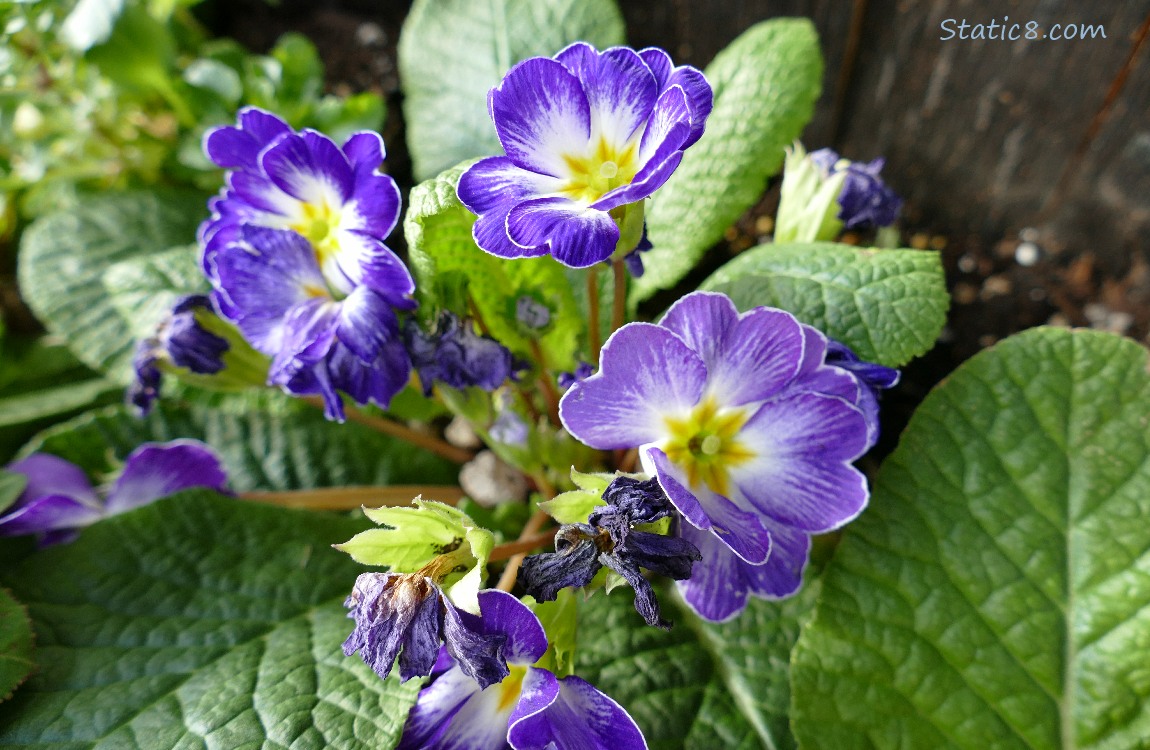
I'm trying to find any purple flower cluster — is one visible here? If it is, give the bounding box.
[0,440,229,546]
[458,42,712,268]
[405,312,516,396]
[560,291,893,621]
[129,295,229,414]
[199,108,414,420]
[809,148,903,230]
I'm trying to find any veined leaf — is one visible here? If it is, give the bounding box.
[0,587,34,705]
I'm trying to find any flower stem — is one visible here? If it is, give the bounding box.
[240,485,464,510]
[303,396,475,464]
[528,338,562,427]
[610,258,628,337]
[489,529,556,562]
[587,267,601,362]
[497,507,553,592]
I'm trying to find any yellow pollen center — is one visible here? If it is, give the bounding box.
[496,665,527,712]
[290,199,341,268]
[560,137,639,203]
[662,397,755,497]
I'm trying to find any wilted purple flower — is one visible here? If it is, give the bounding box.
[520,476,700,629]
[560,291,878,620]
[514,295,551,331]
[809,148,902,230]
[398,590,647,750]
[200,108,413,420]
[457,43,712,268]
[0,440,229,546]
[129,295,230,414]
[405,312,514,396]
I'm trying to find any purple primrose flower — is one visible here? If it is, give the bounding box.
[0,440,230,546]
[560,291,885,621]
[520,476,700,628]
[129,295,230,415]
[343,572,509,689]
[398,589,647,750]
[809,148,902,230]
[200,108,414,420]
[458,43,712,268]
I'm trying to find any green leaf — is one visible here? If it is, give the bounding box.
[576,581,819,750]
[0,492,419,747]
[636,18,823,300]
[0,471,27,515]
[0,378,122,431]
[18,189,209,384]
[399,0,625,180]
[0,587,34,704]
[790,328,1150,749]
[21,399,458,492]
[404,163,582,370]
[102,244,211,338]
[701,243,948,367]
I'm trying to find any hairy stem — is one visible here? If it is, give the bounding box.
[489,529,556,562]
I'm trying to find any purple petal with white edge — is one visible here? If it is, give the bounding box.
[203,107,291,170]
[397,663,487,750]
[278,297,339,364]
[237,107,292,150]
[342,172,402,240]
[490,57,591,178]
[560,323,707,450]
[473,203,549,260]
[704,305,807,407]
[644,447,770,563]
[506,197,619,268]
[637,85,692,165]
[664,67,713,147]
[328,340,409,410]
[282,360,346,421]
[260,131,353,206]
[657,291,738,372]
[731,393,870,532]
[638,48,673,88]
[590,145,683,212]
[509,670,647,750]
[229,171,299,217]
[573,46,658,148]
[335,286,396,362]
[0,495,103,537]
[330,230,415,306]
[441,600,509,689]
[105,440,229,515]
[7,454,98,507]
[458,157,558,215]
[341,130,385,176]
[476,589,548,665]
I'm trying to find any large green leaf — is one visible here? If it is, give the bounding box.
[575,581,819,750]
[405,163,582,370]
[0,492,419,748]
[102,243,210,338]
[18,189,208,384]
[21,398,458,492]
[399,0,625,180]
[0,587,34,704]
[701,243,947,367]
[636,18,823,300]
[790,328,1150,749]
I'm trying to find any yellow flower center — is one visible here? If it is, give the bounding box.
[496,665,527,712]
[290,199,342,269]
[559,137,640,204]
[662,397,755,497]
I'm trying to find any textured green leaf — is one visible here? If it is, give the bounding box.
[0,492,418,748]
[636,18,823,300]
[791,328,1150,749]
[102,243,210,338]
[0,587,34,704]
[404,163,582,370]
[399,0,625,180]
[20,399,458,492]
[576,581,819,750]
[18,189,208,384]
[701,243,947,367]
[0,378,123,429]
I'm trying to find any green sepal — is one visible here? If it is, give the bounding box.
[0,472,28,516]
[774,142,848,243]
[162,309,271,392]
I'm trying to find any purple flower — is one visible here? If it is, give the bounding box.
[556,361,594,390]
[398,590,647,750]
[343,572,509,689]
[457,43,712,268]
[825,339,900,444]
[559,291,878,620]
[200,108,414,420]
[520,476,700,629]
[809,148,902,230]
[0,440,230,546]
[129,295,230,415]
[405,312,514,396]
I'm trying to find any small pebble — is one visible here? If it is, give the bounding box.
[1015,242,1040,267]
[957,254,977,273]
[445,415,482,449]
[459,450,529,507]
[981,275,1012,299]
[356,22,386,46]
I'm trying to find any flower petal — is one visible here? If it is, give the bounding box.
[104,440,230,515]
[397,663,494,750]
[457,156,557,215]
[7,454,98,507]
[473,202,549,260]
[506,197,619,268]
[732,393,870,532]
[260,131,354,206]
[508,670,647,750]
[563,46,657,150]
[490,57,591,178]
[476,589,548,665]
[328,230,415,306]
[657,290,738,370]
[0,494,103,537]
[705,305,807,407]
[341,171,402,241]
[341,130,386,176]
[336,287,398,362]
[327,340,410,410]
[560,323,707,449]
